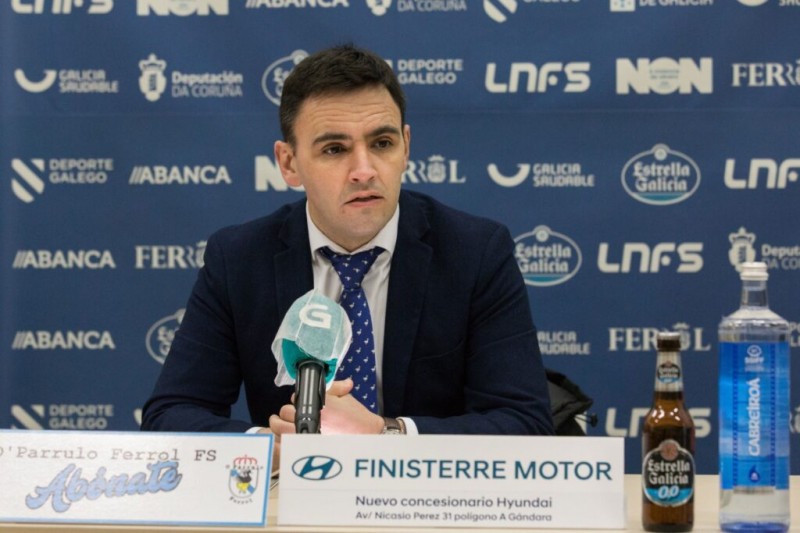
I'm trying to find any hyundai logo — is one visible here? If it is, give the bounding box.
[291,455,343,481]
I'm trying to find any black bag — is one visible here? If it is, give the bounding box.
[546,369,597,436]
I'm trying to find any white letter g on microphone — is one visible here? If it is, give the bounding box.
[299,303,332,329]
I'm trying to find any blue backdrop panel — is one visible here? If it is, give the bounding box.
[2,0,799,475]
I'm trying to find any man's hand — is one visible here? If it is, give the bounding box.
[268,378,384,435]
[256,427,280,474]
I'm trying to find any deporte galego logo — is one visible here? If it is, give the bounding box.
[292,455,343,480]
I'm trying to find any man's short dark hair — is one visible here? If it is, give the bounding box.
[279,44,406,145]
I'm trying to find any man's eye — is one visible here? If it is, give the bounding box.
[374,139,393,149]
[323,145,344,155]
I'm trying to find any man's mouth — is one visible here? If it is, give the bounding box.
[347,194,382,204]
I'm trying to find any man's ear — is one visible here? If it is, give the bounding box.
[274,140,301,188]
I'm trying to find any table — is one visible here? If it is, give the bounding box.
[1,475,798,532]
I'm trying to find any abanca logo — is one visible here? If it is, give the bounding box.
[514,225,582,287]
[621,144,700,205]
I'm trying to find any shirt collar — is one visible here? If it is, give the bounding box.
[306,202,399,257]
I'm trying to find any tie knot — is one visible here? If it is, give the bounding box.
[320,247,384,291]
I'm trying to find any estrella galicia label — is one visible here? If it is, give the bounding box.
[642,439,694,507]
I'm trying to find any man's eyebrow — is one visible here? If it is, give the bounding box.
[312,132,351,145]
[367,125,402,138]
[311,125,401,146]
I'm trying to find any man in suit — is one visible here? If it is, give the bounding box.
[141,45,553,440]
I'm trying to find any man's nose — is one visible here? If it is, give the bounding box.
[348,145,377,182]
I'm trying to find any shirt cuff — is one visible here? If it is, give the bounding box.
[398,417,418,435]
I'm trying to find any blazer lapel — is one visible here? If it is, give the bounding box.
[382,193,432,417]
[274,201,314,319]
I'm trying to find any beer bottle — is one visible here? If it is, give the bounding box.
[642,331,695,532]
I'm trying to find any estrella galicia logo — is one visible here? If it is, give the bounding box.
[146,309,184,364]
[514,225,582,287]
[262,50,308,106]
[291,455,343,481]
[621,144,700,205]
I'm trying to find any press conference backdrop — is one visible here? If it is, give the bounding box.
[2,0,799,474]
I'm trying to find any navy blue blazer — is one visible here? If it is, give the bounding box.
[141,191,553,435]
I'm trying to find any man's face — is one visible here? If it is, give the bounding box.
[275,86,410,252]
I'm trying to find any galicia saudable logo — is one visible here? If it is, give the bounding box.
[291,456,343,480]
[14,69,57,93]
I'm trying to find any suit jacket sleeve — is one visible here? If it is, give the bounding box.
[141,231,259,433]
[396,221,554,436]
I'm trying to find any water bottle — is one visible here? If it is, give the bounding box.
[718,262,790,532]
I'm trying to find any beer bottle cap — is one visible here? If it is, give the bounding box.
[656,331,681,351]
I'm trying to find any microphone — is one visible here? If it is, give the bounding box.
[271,290,351,433]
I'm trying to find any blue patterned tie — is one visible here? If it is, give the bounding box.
[319,246,384,413]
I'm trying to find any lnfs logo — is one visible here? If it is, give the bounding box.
[598,242,704,273]
[11,0,113,13]
[514,226,582,287]
[621,144,701,205]
[291,456,343,480]
[146,309,184,364]
[486,62,591,94]
[724,157,800,189]
[616,58,713,95]
[262,50,308,106]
